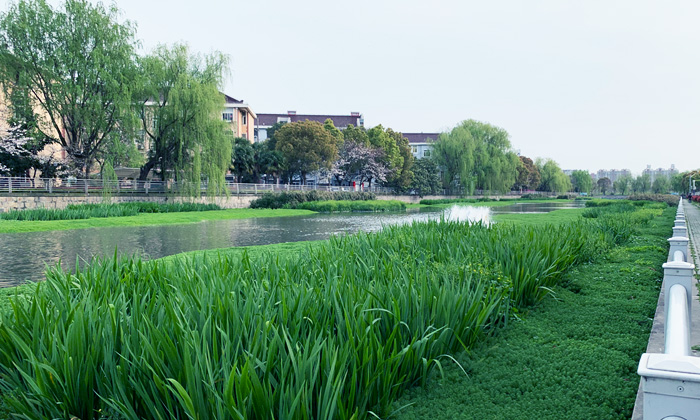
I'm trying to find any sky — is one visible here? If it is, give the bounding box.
[1,0,699,174]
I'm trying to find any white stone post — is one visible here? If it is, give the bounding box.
[668,237,690,263]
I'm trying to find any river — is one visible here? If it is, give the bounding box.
[0,201,584,286]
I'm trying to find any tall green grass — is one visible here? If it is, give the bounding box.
[0,202,222,221]
[0,205,656,419]
[250,191,376,209]
[297,200,406,212]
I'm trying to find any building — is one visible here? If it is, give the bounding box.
[642,164,678,183]
[404,133,439,159]
[254,111,363,142]
[593,169,632,183]
[222,94,256,141]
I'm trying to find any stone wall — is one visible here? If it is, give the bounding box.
[0,194,257,212]
[0,193,524,212]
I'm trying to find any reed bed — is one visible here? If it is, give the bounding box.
[0,205,657,419]
[0,202,222,221]
[297,200,406,213]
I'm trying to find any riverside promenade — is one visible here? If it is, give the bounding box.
[632,199,700,419]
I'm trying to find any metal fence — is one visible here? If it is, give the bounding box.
[0,176,399,195]
[637,198,700,419]
[0,176,552,197]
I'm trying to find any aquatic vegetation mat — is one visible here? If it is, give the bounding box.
[0,204,662,419]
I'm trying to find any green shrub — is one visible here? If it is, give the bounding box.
[627,194,679,207]
[249,191,377,209]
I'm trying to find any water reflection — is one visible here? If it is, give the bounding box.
[0,201,584,286]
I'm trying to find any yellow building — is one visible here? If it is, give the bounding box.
[222,94,256,141]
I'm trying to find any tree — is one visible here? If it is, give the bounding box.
[536,158,571,193]
[231,136,254,182]
[613,175,632,195]
[332,140,389,187]
[366,125,413,190]
[0,0,138,177]
[632,174,651,194]
[671,173,686,194]
[265,121,286,150]
[275,120,338,184]
[432,126,474,194]
[0,125,64,177]
[134,44,232,185]
[570,170,593,193]
[513,156,541,191]
[254,141,284,184]
[652,175,671,194]
[323,118,343,143]
[597,177,612,195]
[342,124,369,146]
[432,120,519,194]
[408,158,441,197]
[134,43,231,196]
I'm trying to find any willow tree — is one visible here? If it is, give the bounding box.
[432,125,475,194]
[536,158,571,193]
[432,120,518,194]
[0,0,138,177]
[134,44,231,196]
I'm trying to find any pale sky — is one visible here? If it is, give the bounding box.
[2,0,699,174]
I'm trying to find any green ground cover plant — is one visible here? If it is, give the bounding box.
[0,208,314,234]
[0,204,659,419]
[493,208,585,227]
[392,206,672,420]
[296,200,406,212]
[0,202,222,221]
[249,191,376,209]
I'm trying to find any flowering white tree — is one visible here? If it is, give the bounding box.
[332,140,391,187]
[0,125,67,177]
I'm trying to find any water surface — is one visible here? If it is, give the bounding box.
[0,201,583,286]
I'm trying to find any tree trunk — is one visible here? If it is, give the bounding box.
[139,159,157,181]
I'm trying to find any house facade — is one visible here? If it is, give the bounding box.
[222,94,256,141]
[254,111,364,142]
[404,132,439,159]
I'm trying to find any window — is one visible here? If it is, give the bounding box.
[242,133,247,140]
[423,150,431,157]
[222,113,233,122]
[240,110,247,125]
[411,146,417,153]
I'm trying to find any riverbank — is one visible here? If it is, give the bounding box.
[1,204,629,418]
[392,206,672,419]
[0,208,315,233]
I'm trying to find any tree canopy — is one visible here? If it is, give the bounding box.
[432,120,518,194]
[408,158,441,197]
[275,120,338,184]
[536,158,571,193]
[570,170,593,193]
[514,156,541,191]
[133,43,231,195]
[0,0,138,177]
[613,175,632,195]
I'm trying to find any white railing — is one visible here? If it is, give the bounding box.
[638,197,700,419]
[0,176,396,196]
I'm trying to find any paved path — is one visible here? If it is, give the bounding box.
[632,199,700,419]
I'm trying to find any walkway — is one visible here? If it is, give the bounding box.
[632,199,700,419]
